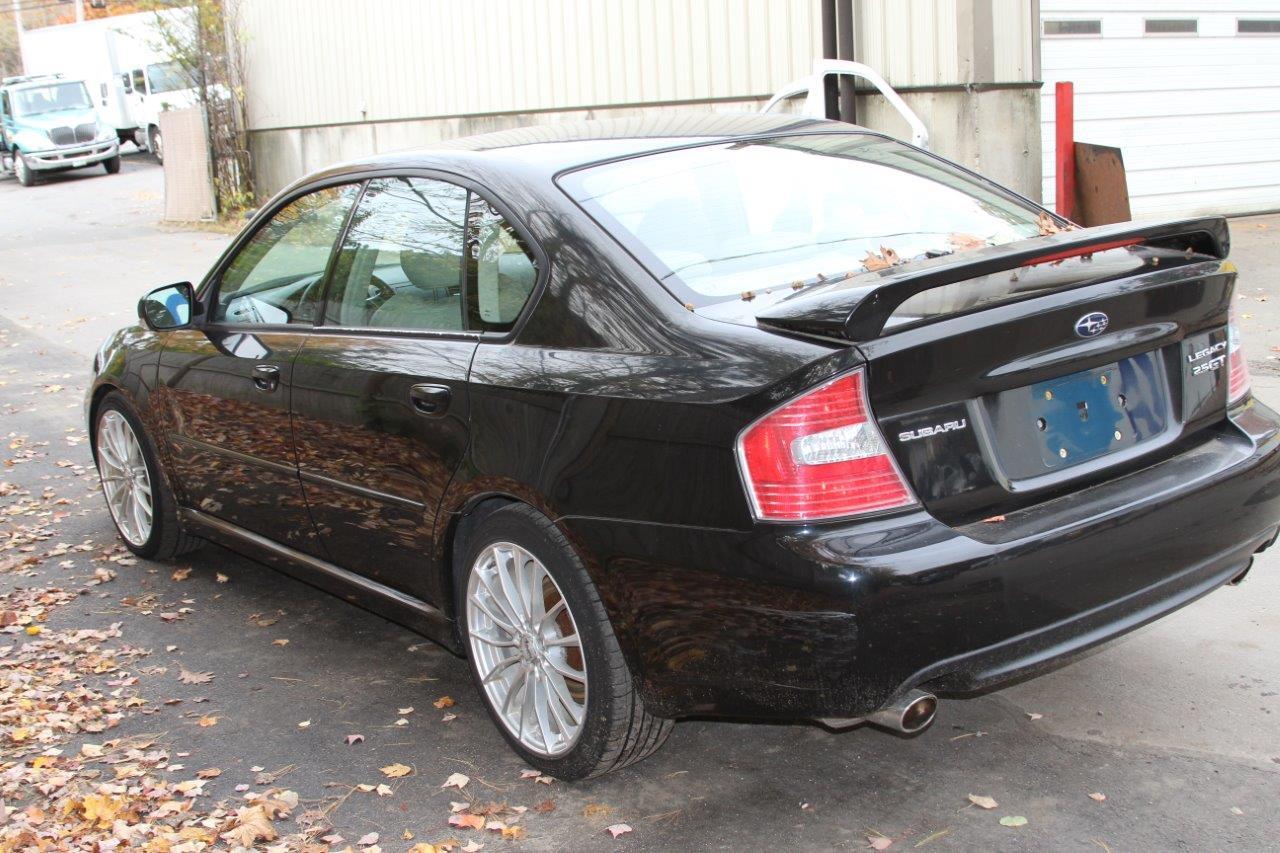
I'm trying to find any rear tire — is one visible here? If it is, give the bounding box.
[14,151,35,187]
[93,392,203,560]
[457,504,671,779]
[103,153,121,174]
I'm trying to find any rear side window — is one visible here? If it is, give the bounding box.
[561,133,1045,306]
[467,197,538,332]
[325,177,469,331]
[323,177,538,334]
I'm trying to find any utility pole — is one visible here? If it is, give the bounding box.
[75,0,85,23]
[10,0,25,75]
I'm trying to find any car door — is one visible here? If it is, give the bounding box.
[289,175,540,602]
[155,182,361,553]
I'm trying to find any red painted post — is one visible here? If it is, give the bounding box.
[1055,81,1075,220]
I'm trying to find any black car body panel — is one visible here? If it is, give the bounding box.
[87,115,1280,726]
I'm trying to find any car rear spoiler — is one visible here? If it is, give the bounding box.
[754,216,1231,342]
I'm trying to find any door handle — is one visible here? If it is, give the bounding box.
[252,364,280,392]
[409,383,451,416]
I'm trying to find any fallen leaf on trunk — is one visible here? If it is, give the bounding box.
[1089,792,1106,802]
[381,762,412,778]
[968,794,998,810]
[434,696,455,709]
[867,835,893,850]
[345,733,365,745]
[606,823,633,839]
[999,815,1028,828]
[450,813,485,830]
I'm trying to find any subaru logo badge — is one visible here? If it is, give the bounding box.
[1074,312,1109,338]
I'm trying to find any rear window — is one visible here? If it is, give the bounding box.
[560,133,1046,306]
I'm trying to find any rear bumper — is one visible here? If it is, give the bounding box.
[562,399,1280,719]
[26,139,118,170]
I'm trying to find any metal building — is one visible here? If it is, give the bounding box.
[236,0,1043,200]
[1040,1,1280,217]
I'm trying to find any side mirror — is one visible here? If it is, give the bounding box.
[138,282,196,331]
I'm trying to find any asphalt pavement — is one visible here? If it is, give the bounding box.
[1,154,1278,850]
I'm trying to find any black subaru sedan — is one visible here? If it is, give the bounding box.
[87,114,1280,779]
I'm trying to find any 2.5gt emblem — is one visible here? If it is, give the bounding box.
[1074,312,1110,338]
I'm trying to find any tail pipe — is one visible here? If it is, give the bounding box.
[867,688,938,734]
[818,688,939,734]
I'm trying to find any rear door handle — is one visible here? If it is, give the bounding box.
[409,383,451,416]
[252,364,280,392]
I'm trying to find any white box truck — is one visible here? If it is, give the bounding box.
[21,7,198,163]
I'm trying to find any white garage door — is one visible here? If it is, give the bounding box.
[1040,3,1280,218]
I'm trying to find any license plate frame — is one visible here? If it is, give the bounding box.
[1028,353,1168,471]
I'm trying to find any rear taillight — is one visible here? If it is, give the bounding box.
[1228,303,1251,404]
[736,369,915,521]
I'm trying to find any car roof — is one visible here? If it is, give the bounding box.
[306,113,863,187]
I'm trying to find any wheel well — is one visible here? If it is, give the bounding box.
[86,384,120,458]
[441,494,520,621]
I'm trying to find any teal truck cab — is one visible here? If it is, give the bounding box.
[1,74,121,187]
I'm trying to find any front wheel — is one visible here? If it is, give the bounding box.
[14,151,35,187]
[103,153,121,174]
[93,393,202,559]
[148,126,163,164]
[459,504,671,779]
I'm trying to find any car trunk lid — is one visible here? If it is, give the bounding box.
[754,217,1238,524]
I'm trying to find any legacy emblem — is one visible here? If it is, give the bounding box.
[1074,312,1110,338]
[899,419,968,443]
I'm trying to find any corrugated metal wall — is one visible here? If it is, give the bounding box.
[855,0,1035,85]
[239,0,821,131]
[1041,1,1280,217]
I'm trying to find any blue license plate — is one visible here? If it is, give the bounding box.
[1029,353,1167,470]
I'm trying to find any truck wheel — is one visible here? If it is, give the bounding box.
[148,127,163,164]
[103,153,121,175]
[14,151,35,187]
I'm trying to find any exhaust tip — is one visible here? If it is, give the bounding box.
[866,688,938,734]
[899,693,938,733]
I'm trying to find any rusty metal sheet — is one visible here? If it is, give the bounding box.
[1074,142,1132,227]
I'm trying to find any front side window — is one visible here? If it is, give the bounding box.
[562,133,1046,305]
[147,61,195,94]
[131,69,146,94]
[214,184,360,325]
[325,177,469,331]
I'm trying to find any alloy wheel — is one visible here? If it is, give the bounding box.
[96,410,153,546]
[466,542,588,757]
